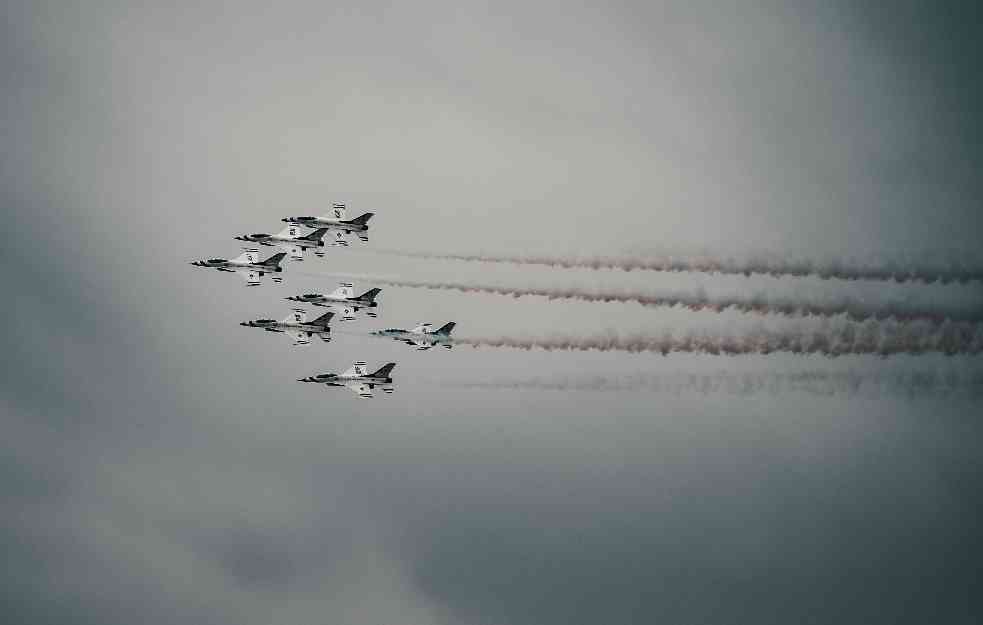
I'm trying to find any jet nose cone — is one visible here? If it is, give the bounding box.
[239,322,249,326]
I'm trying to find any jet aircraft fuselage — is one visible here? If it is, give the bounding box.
[298,362,396,397]
[373,322,456,350]
[286,285,382,319]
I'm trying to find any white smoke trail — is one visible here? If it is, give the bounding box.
[443,368,983,399]
[373,249,983,284]
[370,277,983,325]
[454,321,983,357]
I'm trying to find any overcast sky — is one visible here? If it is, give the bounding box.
[3,1,982,624]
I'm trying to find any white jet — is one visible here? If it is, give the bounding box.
[281,202,374,246]
[239,309,334,345]
[190,249,286,286]
[286,282,382,319]
[298,361,396,398]
[372,322,456,350]
[234,226,332,260]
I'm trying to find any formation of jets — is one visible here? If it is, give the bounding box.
[191,203,456,398]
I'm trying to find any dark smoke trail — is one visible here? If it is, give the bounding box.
[373,249,983,284]
[372,277,983,325]
[455,321,983,357]
[443,368,983,399]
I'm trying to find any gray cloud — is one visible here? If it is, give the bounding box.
[3,1,983,625]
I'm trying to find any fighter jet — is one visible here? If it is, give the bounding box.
[190,249,286,286]
[286,283,382,319]
[298,361,396,398]
[372,322,456,350]
[282,202,374,245]
[239,308,334,345]
[234,225,332,260]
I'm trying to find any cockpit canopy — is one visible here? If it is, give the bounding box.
[207,258,225,263]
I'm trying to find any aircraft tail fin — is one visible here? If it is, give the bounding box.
[311,311,335,327]
[301,227,330,242]
[435,322,456,336]
[370,363,396,379]
[358,287,381,302]
[261,252,287,267]
[344,212,374,226]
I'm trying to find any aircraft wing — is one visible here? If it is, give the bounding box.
[345,381,373,398]
[277,225,303,239]
[325,303,357,320]
[237,269,262,286]
[285,329,311,345]
[341,362,367,377]
[277,242,304,260]
[329,230,350,247]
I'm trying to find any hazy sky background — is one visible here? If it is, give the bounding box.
[3,1,982,623]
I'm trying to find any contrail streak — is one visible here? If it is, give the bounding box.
[373,249,983,284]
[371,277,983,325]
[443,368,983,399]
[454,322,983,357]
